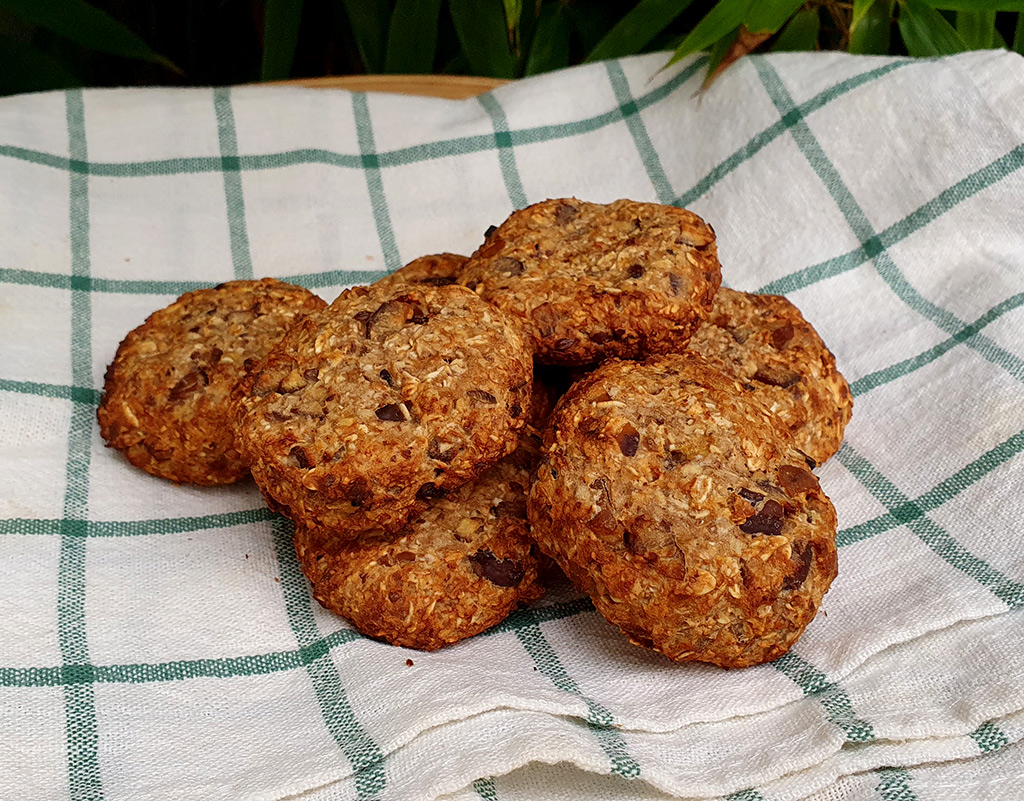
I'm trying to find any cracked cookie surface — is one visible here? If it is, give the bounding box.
[294,436,543,650]
[528,354,838,668]
[685,288,852,465]
[97,278,326,485]
[458,198,721,365]
[371,252,468,294]
[235,283,533,534]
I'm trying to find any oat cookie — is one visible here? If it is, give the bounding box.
[458,198,722,365]
[97,278,326,485]
[371,253,468,294]
[528,354,838,668]
[235,283,533,534]
[685,288,852,465]
[294,439,543,650]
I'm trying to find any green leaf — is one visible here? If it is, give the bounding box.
[449,0,517,78]
[0,0,180,72]
[849,0,894,54]
[704,26,739,77]
[921,0,1024,10]
[955,10,996,49]
[773,8,820,51]
[338,0,390,73]
[524,2,571,76]
[666,0,755,68]
[0,33,82,95]
[897,0,970,56]
[1016,12,1024,53]
[584,0,696,63]
[384,0,443,73]
[261,0,304,81]
[744,0,806,34]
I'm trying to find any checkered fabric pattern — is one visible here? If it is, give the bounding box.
[2,49,1024,801]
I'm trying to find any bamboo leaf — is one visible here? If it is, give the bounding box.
[0,33,82,95]
[897,0,970,56]
[665,0,755,68]
[955,10,997,49]
[261,0,304,81]
[922,1,1024,10]
[338,0,390,73]
[1016,12,1024,53]
[524,2,571,76]
[585,0,696,63]
[851,0,877,30]
[0,0,180,72]
[701,25,769,89]
[849,0,894,54]
[705,27,739,78]
[384,0,443,73]
[744,0,807,35]
[449,0,516,78]
[773,8,820,51]
[503,0,523,55]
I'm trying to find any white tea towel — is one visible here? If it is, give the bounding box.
[3,47,1024,800]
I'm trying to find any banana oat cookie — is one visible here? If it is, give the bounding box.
[370,252,468,294]
[97,278,326,485]
[458,198,722,365]
[528,354,838,669]
[235,283,533,534]
[685,288,852,465]
[293,438,543,650]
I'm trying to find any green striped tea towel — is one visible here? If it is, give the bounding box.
[2,47,1024,800]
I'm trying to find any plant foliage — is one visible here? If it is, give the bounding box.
[1,0,1023,96]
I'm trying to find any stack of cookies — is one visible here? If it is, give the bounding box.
[98,198,851,668]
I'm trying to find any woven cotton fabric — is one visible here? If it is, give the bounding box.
[2,49,1024,801]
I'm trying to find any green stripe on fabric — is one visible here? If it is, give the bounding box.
[838,427,1024,548]
[472,777,499,801]
[0,507,276,538]
[214,88,255,281]
[605,61,676,205]
[725,790,766,801]
[478,92,528,210]
[875,767,918,801]
[515,623,641,779]
[772,651,875,742]
[837,442,1024,607]
[0,267,385,297]
[0,379,101,407]
[0,143,73,170]
[1,57,708,184]
[485,596,595,636]
[754,59,1024,384]
[0,629,361,688]
[761,141,1024,298]
[0,266,74,289]
[0,597,597,689]
[969,720,1011,753]
[269,516,387,798]
[676,61,909,208]
[59,88,103,801]
[850,291,1024,397]
[351,93,402,274]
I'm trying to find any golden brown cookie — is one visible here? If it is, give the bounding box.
[234,283,533,535]
[458,198,722,365]
[97,278,326,485]
[294,439,543,650]
[370,253,468,294]
[528,354,838,669]
[685,288,852,465]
